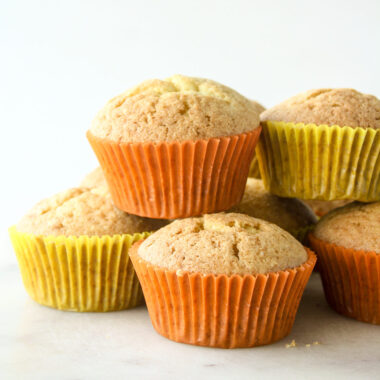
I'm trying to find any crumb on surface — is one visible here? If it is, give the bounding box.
[285,339,296,348]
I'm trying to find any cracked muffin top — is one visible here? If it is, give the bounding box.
[17,187,167,236]
[313,202,380,253]
[89,74,260,143]
[261,89,380,129]
[230,178,317,237]
[137,213,307,275]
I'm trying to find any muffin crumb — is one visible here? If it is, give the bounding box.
[285,340,297,348]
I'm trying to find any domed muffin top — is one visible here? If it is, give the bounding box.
[17,187,166,237]
[231,178,317,236]
[313,202,380,253]
[90,75,260,143]
[251,100,265,114]
[261,89,380,129]
[137,213,308,275]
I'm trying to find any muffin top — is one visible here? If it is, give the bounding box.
[313,202,380,253]
[230,178,317,236]
[17,187,166,237]
[137,213,308,275]
[90,74,260,143]
[261,89,380,129]
[304,199,352,217]
[251,100,265,114]
[80,167,108,192]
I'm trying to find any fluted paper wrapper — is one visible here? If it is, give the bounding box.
[309,233,380,324]
[130,242,316,348]
[87,128,261,219]
[256,121,380,201]
[9,227,150,312]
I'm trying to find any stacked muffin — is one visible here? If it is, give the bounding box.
[256,88,380,325]
[10,187,167,311]
[10,75,379,348]
[87,75,261,218]
[130,213,315,348]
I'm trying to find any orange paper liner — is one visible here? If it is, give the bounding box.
[87,128,261,219]
[130,241,316,348]
[309,233,380,324]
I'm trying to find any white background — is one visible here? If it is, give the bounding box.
[1,0,379,233]
[1,1,380,379]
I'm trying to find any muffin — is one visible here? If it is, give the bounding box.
[130,213,316,348]
[230,178,317,241]
[248,100,266,178]
[309,202,380,324]
[257,89,380,201]
[304,199,352,218]
[87,75,262,219]
[9,187,166,312]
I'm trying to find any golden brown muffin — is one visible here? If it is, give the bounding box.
[313,202,380,253]
[256,88,380,202]
[137,213,307,275]
[230,178,317,237]
[90,74,260,143]
[304,199,352,217]
[251,100,265,114]
[261,88,380,129]
[17,187,166,237]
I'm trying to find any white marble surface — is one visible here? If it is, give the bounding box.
[1,234,380,380]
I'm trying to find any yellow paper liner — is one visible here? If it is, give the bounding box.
[248,154,261,178]
[9,227,150,312]
[309,233,380,324]
[87,128,262,219]
[256,121,380,201]
[130,241,316,348]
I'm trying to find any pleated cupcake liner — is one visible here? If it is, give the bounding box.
[248,154,261,178]
[256,121,380,201]
[130,241,316,348]
[9,227,150,312]
[309,233,380,324]
[87,128,261,219]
